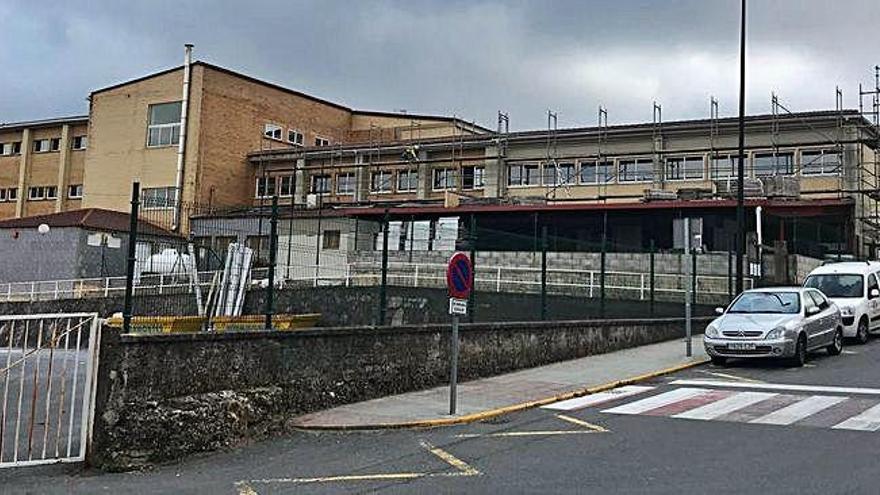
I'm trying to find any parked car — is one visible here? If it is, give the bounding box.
[704,287,843,367]
[803,261,880,344]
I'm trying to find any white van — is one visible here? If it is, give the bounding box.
[803,261,880,344]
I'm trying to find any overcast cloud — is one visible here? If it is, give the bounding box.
[1,0,879,130]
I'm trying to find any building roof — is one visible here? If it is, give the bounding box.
[0,115,89,132]
[89,61,486,130]
[0,208,177,237]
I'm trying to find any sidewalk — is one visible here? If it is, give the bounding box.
[292,338,708,429]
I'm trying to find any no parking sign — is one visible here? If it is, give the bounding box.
[446,252,473,300]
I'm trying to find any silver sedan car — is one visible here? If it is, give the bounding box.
[704,287,844,367]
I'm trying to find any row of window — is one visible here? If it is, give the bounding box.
[263,123,330,148]
[254,166,486,198]
[0,185,83,202]
[0,136,88,156]
[507,149,842,186]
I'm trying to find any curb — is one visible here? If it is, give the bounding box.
[294,357,710,431]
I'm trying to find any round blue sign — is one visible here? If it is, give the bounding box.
[447,252,473,299]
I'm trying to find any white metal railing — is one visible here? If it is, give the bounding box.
[1,261,754,303]
[0,313,100,468]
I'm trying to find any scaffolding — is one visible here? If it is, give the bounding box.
[652,101,663,186]
[597,106,609,198]
[858,66,880,254]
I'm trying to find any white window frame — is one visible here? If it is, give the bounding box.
[263,123,283,141]
[336,173,356,195]
[544,162,576,186]
[800,148,842,176]
[432,168,456,191]
[618,157,654,183]
[0,189,6,202]
[278,176,294,197]
[287,129,304,146]
[507,163,541,187]
[370,170,393,194]
[0,143,11,156]
[45,186,57,199]
[311,174,332,194]
[71,136,88,150]
[68,184,83,199]
[142,186,177,209]
[147,102,182,148]
[461,166,485,190]
[665,155,705,181]
[255,176,277,198]
[752,150,795,177]
[33,139,50,153]
[578,160,615,184]
[710,153,741,179]
[6,188,16,201]
[50,138,61,152]
[28,186,56,200]
[396,169,419,193]
[314,136,331,147]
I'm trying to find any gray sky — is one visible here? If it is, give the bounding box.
[1,0,878,130]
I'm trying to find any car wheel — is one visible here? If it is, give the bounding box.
[827,328,844,356]
[711,356,727,366]
[790,334,807,367]
[856,317,869,345]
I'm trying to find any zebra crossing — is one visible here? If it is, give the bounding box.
[543,380,880,432]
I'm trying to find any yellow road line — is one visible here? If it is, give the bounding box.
[555,414,609,432]
[421,439,481,475]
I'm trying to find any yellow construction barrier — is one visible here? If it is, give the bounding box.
[107,313,321,334]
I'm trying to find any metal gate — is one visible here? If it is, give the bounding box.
[0,313,100,468]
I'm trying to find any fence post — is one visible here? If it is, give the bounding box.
[691,248,697,306]
[600,236,606,318]
[414,264,420,287]
[649,239,656,316]
[496,267,501,292]
[468,213,477,323]
[379,211,389,326]
[541,225,548,320]
[123,181,140,334]
[265,195,279,330]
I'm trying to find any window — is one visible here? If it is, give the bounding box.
[147,102,182,147]
[71,136,87,150]
[619,158,653,182]
[0,143,13,155]
[143,186,176,208]
[666,156,704,180]
[315,137,331,147]
[711,154,742,179]
[397,169,419,192]
[753,152,794,177]
[68,184,83,199]
[263,123,282,140]
[579,160,614,184]
[311,174,331,194]
[50,138,61,152]
[287,129,304,146]
[336,173,356,195]
[6,188,16,201]
[33,139,50,153]
[0,189,6,202]
[508,163,541,186]
[278,176,294,197]
[369,171,392,193]
[543,163,575,186]
[801,149,842,176]
[255,176,277,198]
[809,290,830,310]
[804,274,864,298]
[322,230,341,250]
[28,186,57,200]
[461,166,484,190]
[433,168,456,190]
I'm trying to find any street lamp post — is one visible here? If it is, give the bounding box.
[735,0,747,295]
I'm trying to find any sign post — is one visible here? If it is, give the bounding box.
[446,252,473,415]
[684,217,693,357]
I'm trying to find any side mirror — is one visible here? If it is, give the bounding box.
[871,288,879,299]
[715,307,725,315]
[806,306,821,316]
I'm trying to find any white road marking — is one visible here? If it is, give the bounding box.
[697,370,764,383]
[542,386,654,411]
[670,379,880,396]
[672,392,776,420]
[601,387,705,415]
[842,350,858,355]
[750,395,846,426]
[832,403,880,431]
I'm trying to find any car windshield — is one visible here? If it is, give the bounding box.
[727,292,801,314]
[803,274,864,298]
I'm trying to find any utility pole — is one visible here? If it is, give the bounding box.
[735,0,747,295]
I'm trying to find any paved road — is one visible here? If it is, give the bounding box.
[3,337,880,494]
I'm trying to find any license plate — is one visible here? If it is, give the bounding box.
[728,343,756,351]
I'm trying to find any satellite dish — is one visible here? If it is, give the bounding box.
[37,223,50,235]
